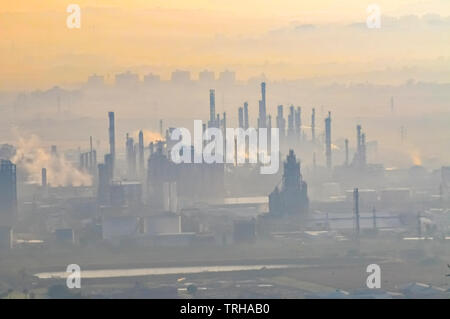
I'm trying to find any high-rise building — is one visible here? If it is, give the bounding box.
[171,70,191,85]
[218,70,235,86]
[115,71,139,88]
[86,74,104,88]
[143,73,160,86]
[199,70,215,83]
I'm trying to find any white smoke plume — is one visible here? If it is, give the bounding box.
[11,134,92,187]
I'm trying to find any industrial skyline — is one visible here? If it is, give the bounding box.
[0,0,449,301]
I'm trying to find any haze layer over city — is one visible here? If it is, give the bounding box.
[0,0,449,299]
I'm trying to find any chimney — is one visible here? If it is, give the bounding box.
[41,168,47,187]
[238,107,244,128]
[354,188,360,238]
[209,89,216,126]
[138,130,144,178]
[258,82,266,128]
[108,111,116,176]
[243,102,249,129]
[325,111,332,170]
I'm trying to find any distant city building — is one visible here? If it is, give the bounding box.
[143,73,161,86]
[115,71,139,88]
[86,74,104,88]
[198,70,215,83]
[171,70,191,85]
[268,150,309,217]
[218,70,235,86]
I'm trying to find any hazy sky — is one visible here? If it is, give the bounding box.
[1,0,449,89]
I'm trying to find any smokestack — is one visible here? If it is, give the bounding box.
[243,102,249,129]
[258,82,266,128]
[238,107,244,128]
[108,111,116,175]
[89,136,93,171]
[345,139,349,166]
[295,107,301,140]
[126,133,136,180]
[288,106,294,139]
[209,89,216,126]
[51,145,57,157]
[277,105,285,139]
[261,82,266,107]
[356,124,362,157]
[159,119,163,137]
[311,108,315,143]
[222,112,227,131]
[354,188,360,239]
[138,130,144,179]
[361,133,366,167]
[325,111,332,170]
[41,168,47,187]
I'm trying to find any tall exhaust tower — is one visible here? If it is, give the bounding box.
[138,130,145,179]
[325,111,332,170]
[209,89,216,127]
[108,111,116,175]
[243,102,249,129]
[354,188,360,238]
[258,82,267,128]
